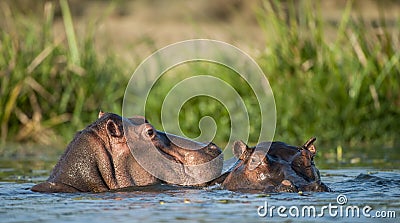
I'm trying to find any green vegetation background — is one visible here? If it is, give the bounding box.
[1,0,399,157]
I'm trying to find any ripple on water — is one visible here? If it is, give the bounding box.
[0,169,399,223]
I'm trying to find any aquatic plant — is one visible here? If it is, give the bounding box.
[0,1,127,144]
[0,0,399,151]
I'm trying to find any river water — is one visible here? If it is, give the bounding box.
[0,145,399,223]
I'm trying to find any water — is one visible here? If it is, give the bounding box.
[1,169,399,222]
[0,145,399,222]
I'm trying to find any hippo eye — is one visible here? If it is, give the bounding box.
[147,128,154,137]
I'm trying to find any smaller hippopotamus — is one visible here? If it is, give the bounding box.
[220,138,331,193]
[31,112,222,193]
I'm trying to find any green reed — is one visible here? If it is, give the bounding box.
[256,0,399,148]
[0,1,127,145]
[0,0,399,152]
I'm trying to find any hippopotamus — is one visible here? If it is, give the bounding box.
[220,138,331,193]
[31,112,223,193]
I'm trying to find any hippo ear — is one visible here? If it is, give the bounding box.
[98,110,105,118]
[106,119,123,138]
[302,137,317,155]
[233,140,248,158]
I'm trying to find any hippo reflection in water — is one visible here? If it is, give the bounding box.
[31,112,223,193]
[220,138,331,193]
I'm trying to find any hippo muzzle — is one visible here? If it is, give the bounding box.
[123,116,223,186]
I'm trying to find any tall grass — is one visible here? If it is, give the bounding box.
[143,62,263,146]
[256,0,400,148]
[0,1,127,145]
[0,0,399,151]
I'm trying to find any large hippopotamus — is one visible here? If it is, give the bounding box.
[31,112,223,193]
[220,138,331,193]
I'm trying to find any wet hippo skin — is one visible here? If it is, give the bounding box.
[31,112,223,193]
[220,138,331,193]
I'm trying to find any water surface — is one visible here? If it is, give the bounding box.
[0,144,399,222]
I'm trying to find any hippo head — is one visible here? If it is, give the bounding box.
[122,112,223,186]
[221,138,330,193]
[31,112,222,193]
